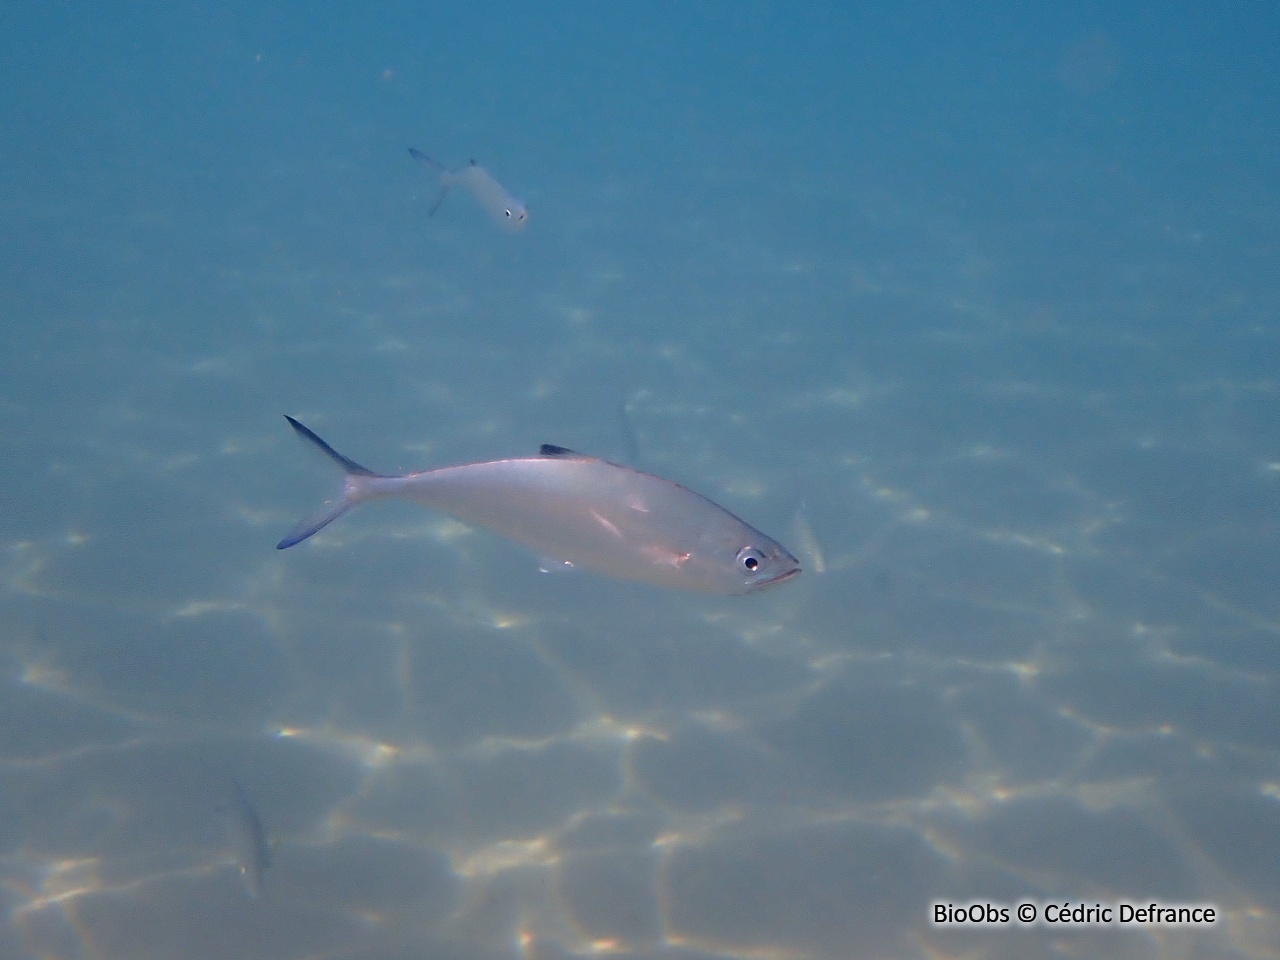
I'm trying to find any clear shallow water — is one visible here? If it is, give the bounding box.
[2,3,1279,958]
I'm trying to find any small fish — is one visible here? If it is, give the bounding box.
[226,780,272,898]
[409,147,528,231]
[277,416,800,595]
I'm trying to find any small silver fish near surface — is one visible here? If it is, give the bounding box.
[409,147,528,231]
[277,417,800,595]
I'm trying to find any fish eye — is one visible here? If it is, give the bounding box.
[736,547,763,574]
[504,209,512,218]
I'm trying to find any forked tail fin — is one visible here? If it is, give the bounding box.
[277,416,384,550]
[408,147,452,217]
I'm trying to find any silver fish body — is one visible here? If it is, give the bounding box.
[409,147,528,231]
[278,418,800,595]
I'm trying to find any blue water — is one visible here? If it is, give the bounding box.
[2,2,1279,958]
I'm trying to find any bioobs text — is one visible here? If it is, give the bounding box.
[932,901,1219,926]
[934,903,1009,924]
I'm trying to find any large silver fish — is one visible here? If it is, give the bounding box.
[409,147,529,231]
[277,417,800,595]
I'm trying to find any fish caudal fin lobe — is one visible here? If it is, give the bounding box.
[277,416,383,550]
[408,147,445,173]
[408,147,452,217]
[427,187,451,218]
[284,416,379,477]
[277,503,354,551]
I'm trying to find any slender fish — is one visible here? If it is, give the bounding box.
[277,417,800,595]
[409,147,528,231]
[227,780,272,897]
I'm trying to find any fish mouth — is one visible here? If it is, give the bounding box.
[755,566,801,590]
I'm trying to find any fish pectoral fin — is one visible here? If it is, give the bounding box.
[589,509,624,539]
[644,547,691,568]
[537,555,576,574]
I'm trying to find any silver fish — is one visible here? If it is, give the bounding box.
[409,147,528,231]
[227,780,272,898]
[277,417,800,595]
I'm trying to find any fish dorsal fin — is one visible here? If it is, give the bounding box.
[540,444,581,457]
